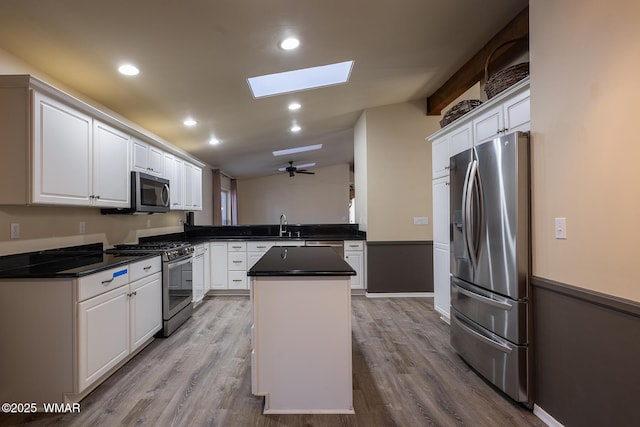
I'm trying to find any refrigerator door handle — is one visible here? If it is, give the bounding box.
[452,313,513,354]
[464,160,479,269]
[455,285,514,310]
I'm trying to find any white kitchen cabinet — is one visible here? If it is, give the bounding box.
[427,77,530,322]
[432,176,450,320]
[473,85,530,143]
[247,241,275,270]
[77,284,130,392]
[164,152,185,210]
[192,244,207,304]
[92,120,131,208]
[0,75,206,209]
[132,137,164,176]
[210,242,228,289]
[344,240,365,290]
[129,272,162,351]
[183,161,203,211]
[32,91,93,206]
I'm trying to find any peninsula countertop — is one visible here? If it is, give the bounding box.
[247,246,356,277]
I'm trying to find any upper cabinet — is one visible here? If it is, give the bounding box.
[32,92,130,208]
[473,88,530,143]
[0,75,204,210]
[132,138,163,177]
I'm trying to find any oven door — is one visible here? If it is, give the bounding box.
[163,254,193,319]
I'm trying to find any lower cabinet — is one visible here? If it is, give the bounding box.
[344,240,365,290]
[77,285,130,392]
[76,258,161,395]
[192,244,207,303]
[210,242,228,289]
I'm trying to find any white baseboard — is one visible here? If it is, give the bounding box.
[365,292,433,298]
[533,404,564,427]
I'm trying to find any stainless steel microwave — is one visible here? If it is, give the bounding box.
[102,171,170,214]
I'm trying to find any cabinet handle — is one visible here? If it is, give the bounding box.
[101,278,114,285]
[143,266,152,270]
[444,166,450,170]
[232,279,242,282]
[232,260,242,264]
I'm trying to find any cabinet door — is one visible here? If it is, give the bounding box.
[433,245,451,321]
[344,251,364,289]
[164,153,184,210]
[473,105,502,143]
[131,138,148,173]
[202,244,211,293]
[431,137,449,179]
[93,121,130,208]
[503,90,530,134]
[449,124,472,157]
[192,252,205,303]
[210,242,228,289]
[183,162,202,210]
[147,145,164,176]
[33,92,92,205]
[77,285,129,392]
[130,272,162,351]
[247,252,264,270]
[432,176,450,247]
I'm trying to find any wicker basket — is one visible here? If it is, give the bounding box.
[440,99,482,128]
[484,38,529,99]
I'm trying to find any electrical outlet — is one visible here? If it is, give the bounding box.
[555,217,567,239]
[79,221,86,234]
[10,223,20,239]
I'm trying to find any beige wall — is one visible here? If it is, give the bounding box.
[531,1,640,301]
[360,100,441,241]
[0,48,214,255]
[237,163,350,225]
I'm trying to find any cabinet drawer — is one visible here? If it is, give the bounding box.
[228,271,248,289]
[78,266,129,302]
[227,242,246,252]
[128,256,162,282]
[247,241,275,252]
[228,252,247,270]
[344,241,364,251]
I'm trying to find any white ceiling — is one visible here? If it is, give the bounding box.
[0,0,527,179]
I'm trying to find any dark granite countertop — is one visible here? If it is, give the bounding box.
[183,224,366,242]
[0,243,158,279]
[247,246,356,277]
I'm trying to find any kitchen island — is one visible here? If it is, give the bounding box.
[247,246,355,414]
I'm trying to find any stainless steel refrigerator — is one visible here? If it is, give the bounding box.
[449,131,531,407]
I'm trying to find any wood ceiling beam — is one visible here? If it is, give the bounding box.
[426,6,529,116]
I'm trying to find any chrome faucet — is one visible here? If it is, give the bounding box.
[279,213,288,237]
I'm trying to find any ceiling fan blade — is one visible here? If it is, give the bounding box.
[296,170,315,174]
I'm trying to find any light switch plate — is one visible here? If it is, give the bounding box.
[555,217,567,239]
[413,216,428,225]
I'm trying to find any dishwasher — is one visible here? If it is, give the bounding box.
[304,240,344,258]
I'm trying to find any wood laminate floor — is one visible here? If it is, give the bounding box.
[2,296,545,427]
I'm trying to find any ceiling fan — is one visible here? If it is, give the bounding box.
[280,161,316,177]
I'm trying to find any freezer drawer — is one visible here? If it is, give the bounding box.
[451,277,528,345]
[451,308,530,406]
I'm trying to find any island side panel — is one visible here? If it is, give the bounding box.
[251,276,353,414]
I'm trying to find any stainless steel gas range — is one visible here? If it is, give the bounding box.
[108,241,195,336]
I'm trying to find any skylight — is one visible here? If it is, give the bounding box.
[272,144,322,157]
[247,61,354,98]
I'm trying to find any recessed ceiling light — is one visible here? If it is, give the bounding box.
[118,64,139,76]
[183,118,197,127]
[272,144,322,157]
[288,102,301,111]
[290,124,301,133]
[247,60,355,98]
[280,37,300,50]
[209,138,220,145]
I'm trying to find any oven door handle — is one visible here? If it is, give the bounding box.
[170,255,193,267]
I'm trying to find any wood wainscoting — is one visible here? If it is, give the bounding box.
[366,241,433,293]
[532,277,640,427]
